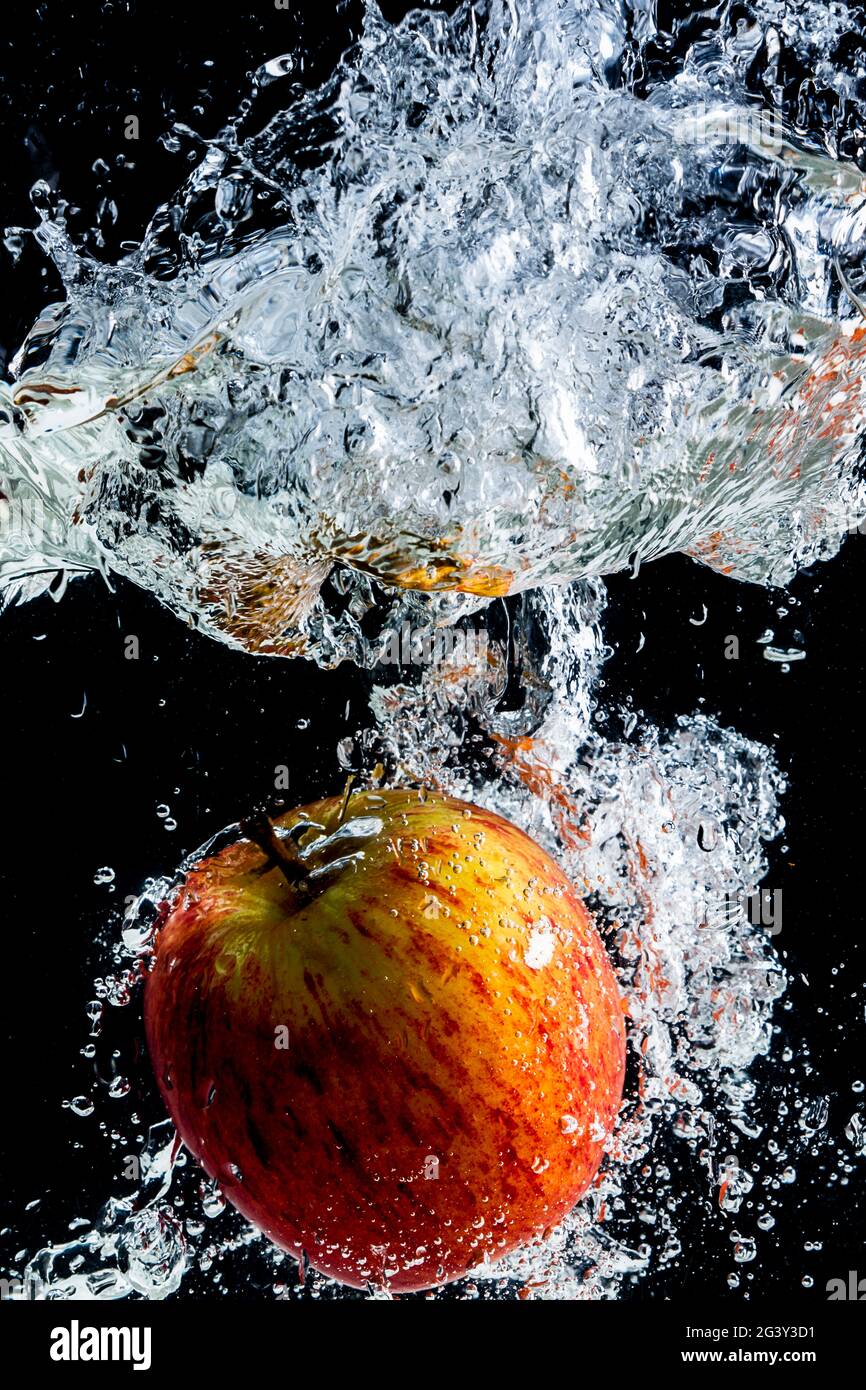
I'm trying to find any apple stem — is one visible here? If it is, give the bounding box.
[240,809,312,897]
[336,773,356,827]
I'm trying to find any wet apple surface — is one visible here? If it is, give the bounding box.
[144,788,626,1291]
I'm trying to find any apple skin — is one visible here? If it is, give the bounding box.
[144,789,626,1292]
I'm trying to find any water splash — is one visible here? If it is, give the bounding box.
[3,0,866,656]
[22,1122,187,1301]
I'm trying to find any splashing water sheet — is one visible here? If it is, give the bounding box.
[0,0,865,1341]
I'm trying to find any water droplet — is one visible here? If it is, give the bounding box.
[201,1185,226,1219]
[845,1109,866,1156]
[68,1096,95,1118]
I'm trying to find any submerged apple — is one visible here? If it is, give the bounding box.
[144,788,626,1292]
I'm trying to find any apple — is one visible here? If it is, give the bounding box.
[144,788,626,1292]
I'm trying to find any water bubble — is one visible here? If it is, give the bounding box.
[255,54,295,85]
[3,228,28,263]
[201,1185,226,1219]
[67,1096,95,1118]
[800,1096,829,1134]
[718,1162,754,1213]
[845,1110,866,1156]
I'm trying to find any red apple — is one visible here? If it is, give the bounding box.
[144,788,626,1292]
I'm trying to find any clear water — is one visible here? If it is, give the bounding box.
[4,0,866,1298]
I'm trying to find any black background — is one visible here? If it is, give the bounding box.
[0,0,864,1303]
